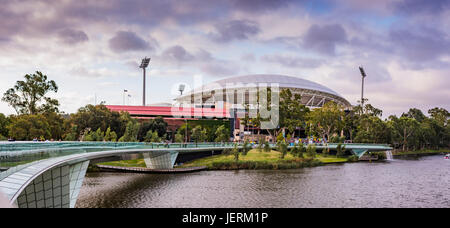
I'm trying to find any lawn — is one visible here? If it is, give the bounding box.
[97,149,350,170]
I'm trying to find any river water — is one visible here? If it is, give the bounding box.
[76,155,450,208]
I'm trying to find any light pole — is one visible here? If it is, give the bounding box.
[140,57,151,106]
[123,89,128,105]
[127,94,132,105]
[359,66,367,111]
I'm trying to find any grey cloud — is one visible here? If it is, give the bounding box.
[195,49,214,61]
[388,26,450,68]
[303,24,348,56]
[58,29,88,44]
[160,46,217,64]
[229,0,294,12]
[200,62,239,77]
[393,0,450,15]
[261,55,323,68]
[211,20,260,42]
[109,31,156,53]
[161,45,195,62]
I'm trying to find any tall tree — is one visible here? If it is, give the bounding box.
[279,89,309,137]
[2,71,59,114]
[215,125,230,143]
[137,117,167,141]
[7,114,51,140]
[0,113,10,138]
[307,101,345,141]
[388,116,420,151]
[191,125,207,143]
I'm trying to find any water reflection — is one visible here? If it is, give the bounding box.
[77,155,450,208]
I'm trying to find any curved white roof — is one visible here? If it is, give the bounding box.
[189,74,344,98]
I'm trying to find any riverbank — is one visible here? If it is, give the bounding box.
[393,149,449,157]
[97,149,351,170]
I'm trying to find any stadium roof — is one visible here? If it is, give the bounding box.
[187,74,345,98]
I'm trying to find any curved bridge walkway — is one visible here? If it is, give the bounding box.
[0,142,391,208]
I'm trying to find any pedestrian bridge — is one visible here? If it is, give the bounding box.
[0,142,391,208]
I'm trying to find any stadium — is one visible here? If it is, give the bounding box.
[175,74,351,109]
[107,74,352,141]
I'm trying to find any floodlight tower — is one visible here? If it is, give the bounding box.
[359,66,367,109]
[178,84,185,96]
[140,57,151,106]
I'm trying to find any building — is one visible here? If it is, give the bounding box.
[176,74,351,109]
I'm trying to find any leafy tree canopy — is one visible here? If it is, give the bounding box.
[2,71,59,115]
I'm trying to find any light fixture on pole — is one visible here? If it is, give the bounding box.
[140,57,151,106]
[358,66,367,110]
[178,84,185,96]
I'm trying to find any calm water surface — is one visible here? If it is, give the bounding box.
[76,155,450,208]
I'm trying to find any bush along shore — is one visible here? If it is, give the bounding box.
[98,149,357,171]
[392,149,450,157]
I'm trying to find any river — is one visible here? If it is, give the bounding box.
[76,155,450,208]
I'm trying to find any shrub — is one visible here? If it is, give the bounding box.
[264,141,271,152]
[336,143,346,157]
[347,155,359,162]
[306,144,316,158]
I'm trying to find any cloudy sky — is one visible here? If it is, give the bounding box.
[0,0,449,117]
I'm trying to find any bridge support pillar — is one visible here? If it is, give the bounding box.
[352,149,368,158]
[143,151,178,169]
[15,160,90,208]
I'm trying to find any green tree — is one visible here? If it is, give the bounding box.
[104,127,117,142]
[276,132,284,144]
[264,140,271,152]
[144,130,161,142]
[2,71,59,114]
[306,144,316,158]
[278,141,288,159]
[232,143,240,162]
[214,125,229,143]
[0,113,10,138]
[242,139,251,156]
[118,121,140,142]
[8,114,51,140]
[322,147,329,157]
[68,104,131,140]
[279,89,310,138]
[428,107,449,126]
[94,128,104,141]
[64,125,78,141]
[298,143,305,158]
[174,133,184,143]
[43,112,65,140]
[290,143,299,157]
[336,143,346,157]
[177,123,190,142]
[354,116,391,144]
[388,116,420,151]
[307,101,345,142]
[191,125,207,143]
[137,117,167,141]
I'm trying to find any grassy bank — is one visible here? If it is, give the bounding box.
[393,149,450,156]
[98,149,350,170]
